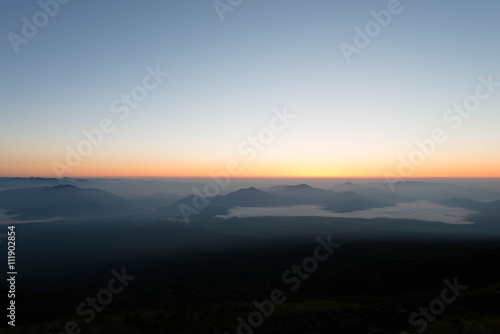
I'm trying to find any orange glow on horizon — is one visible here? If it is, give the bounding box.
[1,152,499,179]
[2,169,500,179]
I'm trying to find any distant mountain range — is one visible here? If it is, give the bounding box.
[1,180,499,224]
[156,184,396,222]
[435,198,500,217]
[0,177,187,199]
[332,181,500,202]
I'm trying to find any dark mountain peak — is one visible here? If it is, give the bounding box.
[331,182,359,191]
[232,187,264,194]
[44,184,79,192]
[288,184,313,189]
[225,187,271,199]
[25,177,60,181]
[213,187,282,207]
[277,184,332,199]
[280,184,325,193]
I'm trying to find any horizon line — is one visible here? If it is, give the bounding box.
[2,176,500,179]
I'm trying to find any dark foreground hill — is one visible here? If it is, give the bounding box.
[1,219,500,334]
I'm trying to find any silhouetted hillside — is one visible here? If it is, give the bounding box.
[155,185,397,221]
[0,185,129,220]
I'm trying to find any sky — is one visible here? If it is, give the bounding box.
[1,0,499,178]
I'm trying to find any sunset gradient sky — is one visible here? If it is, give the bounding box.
[1,0,499,178]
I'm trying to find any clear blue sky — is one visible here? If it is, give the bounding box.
[1,0,499,177]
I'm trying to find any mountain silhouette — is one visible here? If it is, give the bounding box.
[436,198,500,220]
[0,185,128,220]
[156,184,396,222]
[273,184,334,198]
[211,187,285,207]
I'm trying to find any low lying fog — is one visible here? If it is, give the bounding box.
[216,201,477,225]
